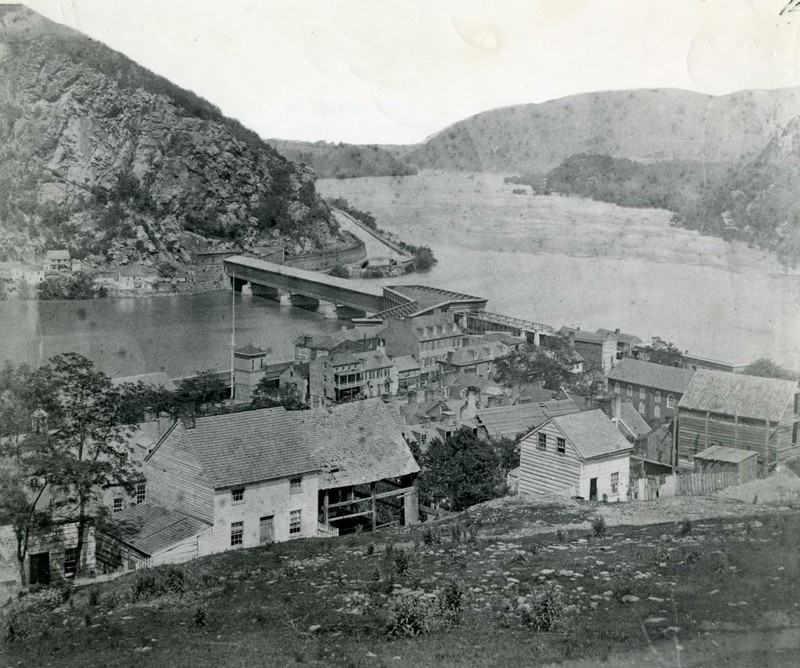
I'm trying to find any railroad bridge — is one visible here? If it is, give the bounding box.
[224,255,391,317]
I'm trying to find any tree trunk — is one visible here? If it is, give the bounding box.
[15,529,28,587]
[74,499,87,578]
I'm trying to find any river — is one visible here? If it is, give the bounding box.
[2,170,799,376]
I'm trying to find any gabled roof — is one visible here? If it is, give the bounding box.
[393,355,420,373]
[537,409,633,460]
[596,329,642,345]
[608,358,694,394]
[148,407,319,489]
[477,399,580,439]
[616,401,651,440]
[678,370,798,422]
[300,325,387,351]
[352,350,393,371]
[694,445,758,464]
[104,503,210,557]
[511,383,557,405]
[305,399,419,489]
[559,327,610,344]
[46,249,70,259]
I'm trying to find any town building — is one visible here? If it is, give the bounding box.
[475,398,580,440]
[354,349,398,398]
[115,265,159,291]
[519,409,633,501]
[308,351,366,404]
[232,343,270,403]
[677,370,800,469]
[679,353,749,374]
[596,328,643,360]
[559,327,617,374]
[693,445,759,485]
[44,249,71,272]
[393,355,421,393]
[294,325,386,363]
[607,358,695,425]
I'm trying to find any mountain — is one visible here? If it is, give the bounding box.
[400,88,800,173]
[0,5,343,266]
[265,139,416,179]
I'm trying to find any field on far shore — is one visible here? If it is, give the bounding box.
[2,492,800,668]
[318,171,791,276]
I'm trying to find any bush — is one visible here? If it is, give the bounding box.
[438,579,465,626]
[328,264,349,279]
[130,565,187,601]
[387,595,435,639]
[194,606,207,627]
[421,527,440,546]
[394,550,411,576]
[591,516,607,537]
[680,518,693,536]
[518,583,565,631]
[88,588,100,607]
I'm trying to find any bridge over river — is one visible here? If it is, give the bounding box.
[224,255,396,317]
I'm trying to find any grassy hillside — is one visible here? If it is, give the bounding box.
[266,140,417,179]
[401,88,800,173]
[2,498,799,667]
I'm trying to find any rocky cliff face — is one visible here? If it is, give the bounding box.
[0,5,343,266]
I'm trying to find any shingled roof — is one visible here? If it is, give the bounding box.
[150,407,319,489]
[104,503,210,557]
[616,400,651,440]
[304,399,419,489]
[607,358,695,394]
[678,370,798,422]
[477,399,580,439]
[543,409,633,460]
[148,400,417,492]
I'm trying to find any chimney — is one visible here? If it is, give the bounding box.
[182,414,196,429]
[615,328,620,335]
[157,412,174,439]
[567,330,576,349]
[143,407,157,423]
[613,396,621,423]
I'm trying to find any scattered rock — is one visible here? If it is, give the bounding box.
[644,617,667,624]
[621,595,639,604]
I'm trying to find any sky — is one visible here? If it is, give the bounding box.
[17,0,800,144]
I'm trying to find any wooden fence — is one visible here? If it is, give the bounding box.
[676,470,740,496]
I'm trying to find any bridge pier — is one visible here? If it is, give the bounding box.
[230,276,247,292]
[250,284,282,301]
[335,305,368,320]
[318,300,338,319]
[289,293,320,311]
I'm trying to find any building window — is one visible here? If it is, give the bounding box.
[639,387,645,399]
[134,483,146,505]
[614,383,620,394]
[420,433,427,444]
[654,406,661,419]
[557,437,566,454]
[230,521,244,547]
[667,394,675,408]
[290,477,302,493]
[626,385,633,397]
[537,433,547,450]
[638,402,645,414]
[610,472,619,495]
[654,391,661,403]
[232,488,244,503]
[793,420,798,446]
[63,547,77,577]
[112,497,124,513]
[289,510,302,535]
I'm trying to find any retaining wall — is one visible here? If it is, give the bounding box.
[283,232,366,271]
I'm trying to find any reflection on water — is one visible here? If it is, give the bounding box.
[0,292,343,378]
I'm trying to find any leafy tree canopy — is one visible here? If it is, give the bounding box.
[743,358,798,381]
[640,337,684,367]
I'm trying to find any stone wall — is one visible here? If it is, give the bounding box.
[283,232,366,272]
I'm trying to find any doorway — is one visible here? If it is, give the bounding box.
[589,478,598,501]
[259,516,274,545]
[29,552,51,585]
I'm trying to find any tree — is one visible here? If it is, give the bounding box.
[641,337,684,367]
[176,369,227,409]
[25,353,138,575]
[252,381,307,411]
[115,381,176,424]
[743,358,797,381]
[418,427,506,511]
[494,340,574,390]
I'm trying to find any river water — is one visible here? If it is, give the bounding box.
[2,171,799,376]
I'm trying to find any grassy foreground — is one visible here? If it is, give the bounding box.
[2,501,799,667]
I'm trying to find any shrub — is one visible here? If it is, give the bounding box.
[88,588,100,607]
[438,579,465,626]
[366,543,375,556]
[4,612,32,642]
[680,518,693,536]
[591,516,607,537]
[194,606,207,627]
[556,529,570,544]
[130,565,187,601]
[328,264,349,279]
[394,550,411,576]
[387,595,435,638]
[518,583,565,631]
[422,527,440,546]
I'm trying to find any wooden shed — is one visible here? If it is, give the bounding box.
[693,445,758,484]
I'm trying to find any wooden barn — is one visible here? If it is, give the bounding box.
[693,445,759,485]
[519,409,633,501]
[677,370,799,470]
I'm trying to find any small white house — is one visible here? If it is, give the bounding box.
[519,409,633,501]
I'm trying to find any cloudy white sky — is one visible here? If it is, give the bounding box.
[20,0,800,144]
